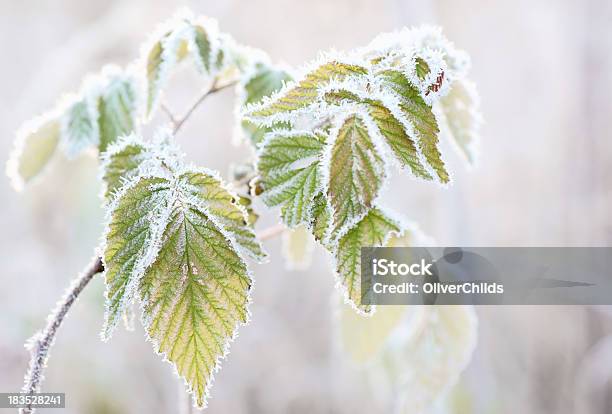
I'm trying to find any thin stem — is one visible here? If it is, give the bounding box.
[172,79,239,135]
[21,256,104,414]
[160,102,179,128]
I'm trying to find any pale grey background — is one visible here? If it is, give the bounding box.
[1,0,611,413]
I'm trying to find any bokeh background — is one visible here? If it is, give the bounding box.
[1,0,612,413]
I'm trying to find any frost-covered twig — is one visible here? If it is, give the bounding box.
[20,256,104,414]
[172,79,239,134]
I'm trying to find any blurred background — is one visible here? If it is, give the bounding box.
[1,0,612,413]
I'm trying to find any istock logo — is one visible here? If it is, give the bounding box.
[372,258,433,276]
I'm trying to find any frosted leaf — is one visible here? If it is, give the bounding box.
[257,131,325,227]
[6,114,60,191]
[243,30,480,251]
[102,175,173,340]
[237,62,293,145]
[415,57,431,80]
[145,21,194,115]
[282,225,314,271]
[377,70,449,183]
[243,64,293,107]
[338,221,434,362]
[61,96,99,158]
[7,65,139,191]
[103,164,264,407]
[327,114,386,236]
[100,136,147,200]
[360,25,469,86]
[97,73,138,152]
[100,132,182,201]
[139,193,251,408]
[193,24,213,73]
[439,78,482,165]
[144,12,232,117]
[324,89,432,180]
[244,61,367,121]
[334,208,401,313]
[308,193,332,246]
[179,170,267,262]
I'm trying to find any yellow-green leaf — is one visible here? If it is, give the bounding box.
[328,115,385,235]
[324,90,432,180]
[98,76,137,152]
[139,194,251,407]
[62,97,99,158]
[7,116,60,190]
[100,138,147,199]
[335,208,401,313]
[146,40,165,116]
[102,176,172,339]
[180,170,266,262]
[379,70,449,183]
[257,132,325,227]
[308,193,332,245]
[240,63,292,145]
[103,167,264,406]
[246,61,367,119]
[193,25,212,73]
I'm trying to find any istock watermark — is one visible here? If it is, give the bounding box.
[361,247,612,305]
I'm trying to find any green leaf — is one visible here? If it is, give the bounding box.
[62,98,99,158]
[246,61,367,119]
[240,63,292,145]
[414,57,430,80]
[257,132,325,227]
[378,70,449,183]
[193,25,212,73]
[102,176,172,339]
[103,167,264,406]
[100,132,184,201]
[243,64,292,106]
[366,100,432,179]
[241,119,291,146]
[146,40,165,115]
[308,193,331,245]
[440,78,481,164]
[98,76,137,152]
[335,208,401,313]
[7,116,60,190]
[139,197,251,407]
[100,139,147,199]
[328,115,385,235]
[323,90,431,180]
[180,170,267,262]
[145,26,192,116]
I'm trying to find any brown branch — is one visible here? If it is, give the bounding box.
[172,79,239,135]
[160,102,179,128]
[21,256,104,414]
